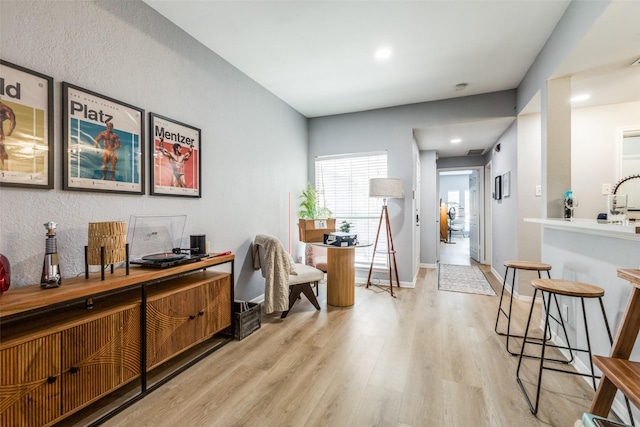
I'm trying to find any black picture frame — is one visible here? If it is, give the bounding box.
[494,175,502,200]
[0,60,54,189]
[62,83,144,194]
[149,112,201,198]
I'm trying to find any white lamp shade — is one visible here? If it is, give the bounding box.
[369,178,403,198]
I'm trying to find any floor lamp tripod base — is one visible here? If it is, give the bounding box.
[366,203,400,297]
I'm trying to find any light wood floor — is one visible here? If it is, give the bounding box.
[103,266,596,427]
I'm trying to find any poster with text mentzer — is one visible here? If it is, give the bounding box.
[150,113,200,198]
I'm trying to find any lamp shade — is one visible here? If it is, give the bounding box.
[87,221,127,265]
[369,178,403,198]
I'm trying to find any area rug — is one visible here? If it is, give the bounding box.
[438,264,497,296]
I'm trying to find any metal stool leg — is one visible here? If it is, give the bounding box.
[517,288,550,414]
[495,266,512,335]
[496,268,553,357]
[516,290,574,415]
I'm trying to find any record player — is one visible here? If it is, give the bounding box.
[127,215,207,268]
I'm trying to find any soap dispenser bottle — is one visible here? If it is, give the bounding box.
[564,191,573,220]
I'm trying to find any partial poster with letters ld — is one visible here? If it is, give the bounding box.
[62,82,144,194]
[0,60,54,189]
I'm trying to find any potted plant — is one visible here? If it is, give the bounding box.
[339,220,353,233]
[298,182,335,242]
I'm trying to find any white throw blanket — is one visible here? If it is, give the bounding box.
[252,234,296,314]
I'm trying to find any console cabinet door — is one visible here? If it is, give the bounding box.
[147,285,201,370]
[146,275,231,370]
[60,305,142,415]
[0,334,61,427]
[197,275,231,339]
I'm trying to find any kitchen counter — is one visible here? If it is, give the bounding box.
[524,218,640,241]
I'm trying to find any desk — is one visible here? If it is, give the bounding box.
[313,243,370,307]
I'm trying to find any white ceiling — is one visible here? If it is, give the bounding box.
[144,0,640,158]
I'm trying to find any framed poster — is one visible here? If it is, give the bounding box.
[0,60,54,189]
[502,171,510,198]
[494,175,502,200]
[149,113,201,198]
[62,82,144,194]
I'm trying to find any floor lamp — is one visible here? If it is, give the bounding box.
[366,178,403,297]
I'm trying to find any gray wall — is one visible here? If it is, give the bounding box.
[487,123,518,284]
[309,90,517,280]
[0,0,308,302]
[420,151,437,267]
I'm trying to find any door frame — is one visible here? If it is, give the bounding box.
[436,166,485,264]
[484,161,492,265]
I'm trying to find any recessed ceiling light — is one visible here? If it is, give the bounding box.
[455,83,468,91]
[571,94,590,103]
[451,138,462,144]
[375,48,392,60]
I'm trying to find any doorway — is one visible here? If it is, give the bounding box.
[437,168,483,266]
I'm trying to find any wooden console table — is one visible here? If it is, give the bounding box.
[589,268,640,418]
[0,254,234,426]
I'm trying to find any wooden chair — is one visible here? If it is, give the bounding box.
[305,243,327,295]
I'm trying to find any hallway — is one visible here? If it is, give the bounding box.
[439,235,471,266]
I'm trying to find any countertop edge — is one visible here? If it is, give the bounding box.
[524,218,640,241]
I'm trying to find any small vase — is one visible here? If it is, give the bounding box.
[0,254,10,295]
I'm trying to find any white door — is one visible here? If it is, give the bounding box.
[469,170,480,262]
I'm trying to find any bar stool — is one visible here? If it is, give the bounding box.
[495,260,557,356]
[516,278,614,415]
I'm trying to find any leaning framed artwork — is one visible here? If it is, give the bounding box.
[62,83,144,194]
[502,171,511,198]
[0,60,54,189]
[149,112,201,198]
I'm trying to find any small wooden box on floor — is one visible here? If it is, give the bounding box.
[298,218,336,243]
[234,301,261,340]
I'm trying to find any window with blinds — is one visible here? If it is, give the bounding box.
[315,151,388,267]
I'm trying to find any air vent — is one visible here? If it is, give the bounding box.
[632,57,640,67]
[465,149,485,156]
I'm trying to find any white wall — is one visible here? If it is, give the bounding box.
[571,101,640,219]
[0,0,308,302]
[516,113,543,297]
[439,174,469,210]
[487,123,518,282]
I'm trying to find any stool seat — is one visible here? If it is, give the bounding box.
[504,260,552,271]
[531,278,604,298]
[495,260,553,357]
